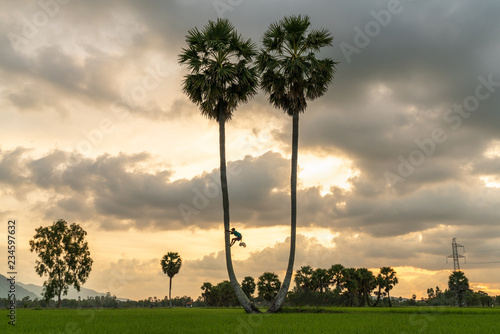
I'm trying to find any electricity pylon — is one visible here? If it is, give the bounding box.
[446,238,466,271]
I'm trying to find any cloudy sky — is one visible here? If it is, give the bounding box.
[1,0,500,301]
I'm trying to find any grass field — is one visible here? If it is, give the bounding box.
[4,307,500,333]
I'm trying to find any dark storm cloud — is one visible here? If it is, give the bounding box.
[0,148,292,230]
[3,147,500,244]
[292,0,500,188]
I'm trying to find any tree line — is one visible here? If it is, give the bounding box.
[198,266,500,308]
[422,270,498,307]
[198,265,399,308]
[0,293,195,309]
[292,265,398,307]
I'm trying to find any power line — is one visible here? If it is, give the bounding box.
[466,249,500,253]
[464,261,500,265]
[412,262,453,291]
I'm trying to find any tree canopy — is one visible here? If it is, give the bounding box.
[258,272,282,302]
[448,270,469,307]
[29,219,93,308]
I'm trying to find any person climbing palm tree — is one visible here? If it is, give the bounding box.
[226,228,243,247]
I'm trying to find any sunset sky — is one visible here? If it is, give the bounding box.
[1,0,500,301]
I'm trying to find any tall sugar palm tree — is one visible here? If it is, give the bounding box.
[257,14,337,313]
[179,18,260,313]
[294,265,314,291]
[161,252,182,308]
[372,273,386,307]
[328,264,345,293]
[312,268,331,293]
[355,268,376,307]
[341,267,358,307]
[380,267,398,307]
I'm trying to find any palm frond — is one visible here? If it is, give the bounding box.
[179,19,258,122]
[257,14,336,115]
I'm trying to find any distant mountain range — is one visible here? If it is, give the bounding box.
[1,273,126,301]
[1,274,39,300]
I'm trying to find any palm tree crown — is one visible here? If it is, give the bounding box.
[448,270,469,306]
[179,18,258,123]
[161,252,182,278]
[257,14,337,116]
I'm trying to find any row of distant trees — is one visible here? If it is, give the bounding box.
[0,294,194,309]
[423,270,500,307]
[291,265,398,307]
[423,287,499,307]
[198,265,399,308]
[198,266,500,308]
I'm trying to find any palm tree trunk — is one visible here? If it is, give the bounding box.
[372,286,381,307]
[169,276,172,308]
[269,113,299,313]
[388,291,392,307]
[219,104,260,314]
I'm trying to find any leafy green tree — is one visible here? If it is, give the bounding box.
[294,266,314,291]
[200,281,239,307]
[427,287,435,299]
[448,270,469,307]
[241,276,256,299]
[161,252,182,308]
[29,219,93,308]
[179,18,259,313]
[257,15,337,313]
[257,272,282,302]
[328,264,345,293]
[212,281,239,307]
[380,267,398,307]
[470,290,493,307]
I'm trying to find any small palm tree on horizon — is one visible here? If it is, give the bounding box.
[161,252,182,308]
[257,14,337,313]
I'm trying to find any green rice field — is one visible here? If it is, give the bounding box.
[4,307,500,334]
